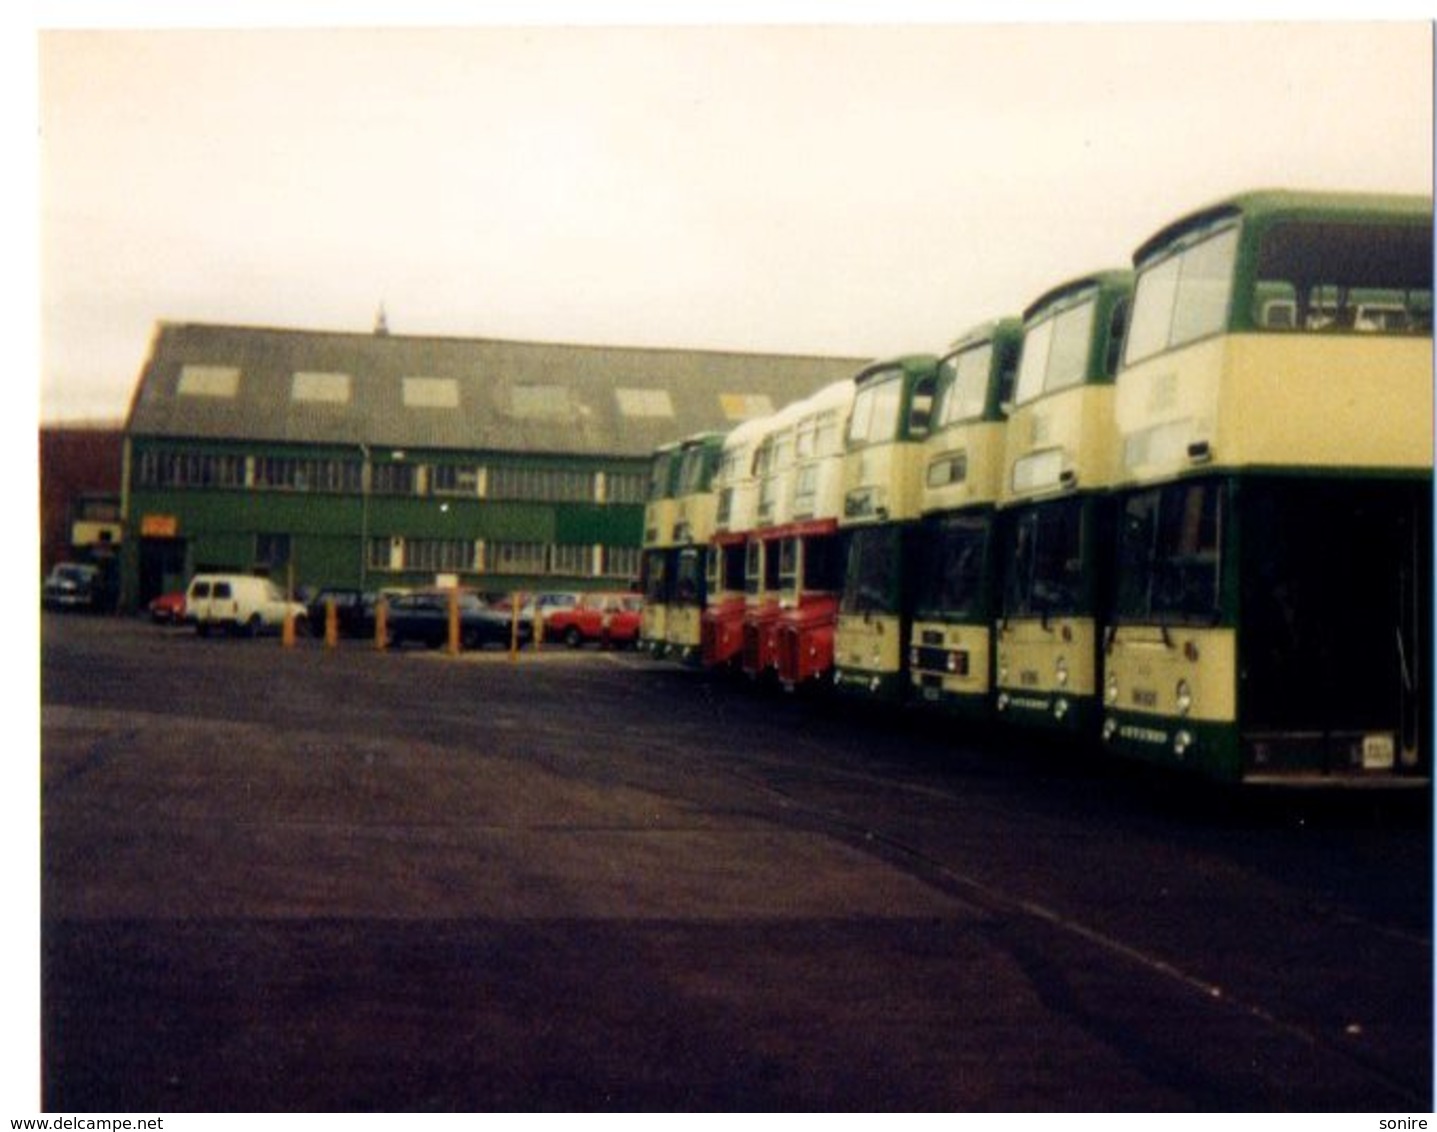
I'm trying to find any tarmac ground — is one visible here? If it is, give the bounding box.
[38,613,1433,1111]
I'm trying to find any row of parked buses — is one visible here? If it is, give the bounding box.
[639,189,1434,787]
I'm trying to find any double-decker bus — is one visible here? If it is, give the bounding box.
[742,400,805,680]
[664,432,726,666]
[1104,190,1432,784]
[908,318,1022,718]
[993,270,1133,738]
[832,355,940,702]
[702,416,767,672]
[774,379,856,690]
[639,441,683,657]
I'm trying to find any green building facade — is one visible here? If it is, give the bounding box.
[122,322,864,609]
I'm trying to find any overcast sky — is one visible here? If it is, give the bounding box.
[32,16,1435,423]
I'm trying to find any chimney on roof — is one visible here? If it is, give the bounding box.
[374,303,390,336]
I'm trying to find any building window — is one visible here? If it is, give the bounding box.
[604,471,648,505]
[136,450,247,489]
[431,464,480,496]
[405,538,477,573]
[550,544,593,577]
[486,541,548,574]
[601,545,640,580]
[488,466,595,503]
[371,463,418,496]
[254,456,363,493]
[367,537,398,572]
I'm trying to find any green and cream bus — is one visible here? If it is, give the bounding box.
[908,318,1021,719]
[832,355,939,702]
[664,432,726,666]
[639,440,683,657]
[1104,190,1432,783]
[994,271,1133,738]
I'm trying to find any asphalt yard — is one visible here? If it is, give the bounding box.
[38,614,1433,1111]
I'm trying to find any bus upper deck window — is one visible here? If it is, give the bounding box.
[908,375,936,438]
[1254,281,1297,329]
[1104,298,1129,377]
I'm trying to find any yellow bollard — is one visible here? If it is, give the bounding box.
[282,608,296,649]
[447,588,461,656]
[325,598,339,648]
[374,598,388,651]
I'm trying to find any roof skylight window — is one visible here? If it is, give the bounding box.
[291,371,352,404]
[177,365,240,398]
[616,388,675,418]
[402,376,460,409]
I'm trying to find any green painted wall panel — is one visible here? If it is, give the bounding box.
[555,505,644,545]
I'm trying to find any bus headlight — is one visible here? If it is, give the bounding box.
[1174,730,1194,758]
[1053,697,1070,721]
[1105,673,1119,705]
[1175,679,1193,716]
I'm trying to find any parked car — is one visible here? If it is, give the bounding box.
[306,588,378,639]
[42,561,115,612]
[534,591,581,624]
[186,574,308,637]
[382,590,524,650]
[146,590,188,624]
[546,592,643,648]
[468,597,537,649]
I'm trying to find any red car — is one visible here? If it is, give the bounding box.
[147,590,187,624]
[545,593,643,648]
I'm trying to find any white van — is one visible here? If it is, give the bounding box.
[186,574,308,637]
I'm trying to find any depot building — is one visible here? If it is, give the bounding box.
[120,320,865,610]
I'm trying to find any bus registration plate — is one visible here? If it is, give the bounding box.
[1361,733,1396,770]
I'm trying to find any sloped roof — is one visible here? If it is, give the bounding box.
[126,322,870,458]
